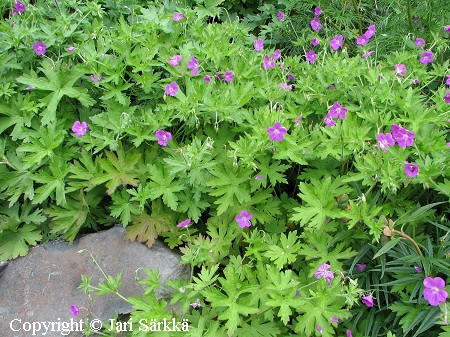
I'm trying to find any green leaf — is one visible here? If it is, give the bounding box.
[16,60,95,125]
[90,146,141,195]
[110,189,140,226]
[32,158,70,205]
[124,199,171,248]
[0,224,42,260]
[263,231,301,269]
[207,162,251,215]
[146,165,186,211]
[373,237,402,259]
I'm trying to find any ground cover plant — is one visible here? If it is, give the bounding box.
[1,0,450,336]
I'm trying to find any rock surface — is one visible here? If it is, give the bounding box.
[0,226,190,337]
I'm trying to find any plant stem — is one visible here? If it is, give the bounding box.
[391,229,423,256]
[407,0,413,33]
[351,0,363,35]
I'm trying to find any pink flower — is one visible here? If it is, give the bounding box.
[315,263,334,286]
[168,55,182,66]
[328,102,348,119]
[330,35,344,50]
[314,6,322,16]
[32,41,47,56]
[165,82,178,96]
[203,75,211,83]
[267,122,287,141]
[445,25,450,33]
[446,75,450,86]
[14,1,26,13]
[155,129,172,146]
[445,91,450,104]
[415,38,425,46]
[324,116,336,127]
[362,295,374,307]
[423,277,448,306]
[67,46,75,53]
[357,35,369,46]
[357,263,367,271]
[394,64,406,77]
[236,210,252,228]
[305,50,317,64]
[420,51,434,65]
[90,75,102,82]
[72,121,88,138]
[362,50,375,58]
[277,11,284,20]
[254,39,264,51]
[312,37,319,46]
[262,55,274,70]
[278,83,292,90]
[70,305,79,317]
[173,13,184,21]
[177,218,191,227]
[224,71,234,82]
[273,49,281,61]
[404,162,419,177]
[310,17,322,31]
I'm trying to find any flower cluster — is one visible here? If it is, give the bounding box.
[356,25,376,46]
[262,49,281,70]
[13,1,26,15]
[324,102,348,126]
[310,6,322,31]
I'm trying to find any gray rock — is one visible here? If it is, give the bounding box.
[0,226,190,337]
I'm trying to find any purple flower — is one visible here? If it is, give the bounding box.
[267,122,287,141]
[412,79,419,85]
[263,55,275,70]
[423,277,448,306]
[224,71,234,82]
[155,129,172,146]
[362,295,374,307]
[315,6,322,16]
[446,75,450,86]
[415,38,426,46]
[90,74,102,82]
[405,162,419,177]
[346,329,353,337]
[324,116,336,127]
[312,37,319,46]
[165,82,178,96]
[394,64,406,77]
[278,83,292,90]
[328,102,348,119]
[415,266,423,273]
[305,50,317,64]
[203,75,211,83]
[177,218,191,228]
[72,121,88,138]
[168,54,182,66]
[420,51,434,65]
[391,124,414,147]
[173,13,184,21]
[315,263,334,286]
[376,133,395,152]
[67,46,75,53]
[364,25,376,39]
[187,56,198,75]
[236,210,252,228]
[331,316,339,323]
[295,291,301,297]
[295,114,302,125]
[357,35,369,46]
[445,91,450,104]
[413,16,420,25]
[70,305,79,317]
[357,263,367,271]
[273,49,281,61]
[277,11,284,20]
[310,17,322,31]
[316,326,323,333]
[327,84,335,90]
[254,39,264,51]
[190,299,202,308]
[288,74,295,81]
[26,85,34,90]
[32,41,47,56]
[255,174,263,180]
[330,35,344,50]
[14,1,26,13]
[362,50,375,59]
[445,25,450,33]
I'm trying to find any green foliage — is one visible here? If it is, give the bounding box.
[2,0,450,336]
